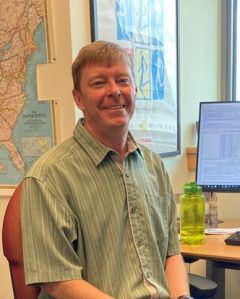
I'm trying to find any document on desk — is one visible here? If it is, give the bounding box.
[205,228,240,235]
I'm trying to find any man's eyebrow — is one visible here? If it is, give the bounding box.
[86,74,104,83]
[118,73,131,77]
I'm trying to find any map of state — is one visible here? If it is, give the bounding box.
[0,0,54,186]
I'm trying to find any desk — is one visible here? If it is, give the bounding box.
[180,219,240,299]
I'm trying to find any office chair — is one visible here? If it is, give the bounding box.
[2,180,41,299]
[188,272,217,298]
[3,182,217,299]
[186,258,217,299]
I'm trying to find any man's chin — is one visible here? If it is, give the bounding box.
[106,119,130,129]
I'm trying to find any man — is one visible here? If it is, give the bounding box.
[21,41,191,299]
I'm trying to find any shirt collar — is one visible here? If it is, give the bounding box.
[73,118,143,166]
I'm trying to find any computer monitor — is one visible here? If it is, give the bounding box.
[196,101,240,193]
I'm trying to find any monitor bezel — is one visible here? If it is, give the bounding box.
[195,101,240,193]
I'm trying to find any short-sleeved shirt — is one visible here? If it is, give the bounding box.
[21,119,180,299]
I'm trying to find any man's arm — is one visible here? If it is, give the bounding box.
[164,254,190,299]
[43,279,115,299]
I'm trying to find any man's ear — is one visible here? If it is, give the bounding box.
[72,89,84,111]
[135,86,138,97]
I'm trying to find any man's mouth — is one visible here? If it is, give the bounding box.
[105,105,125,110]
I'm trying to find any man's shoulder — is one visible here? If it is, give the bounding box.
[27,136,80,179]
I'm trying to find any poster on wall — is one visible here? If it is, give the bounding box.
[90,0,180,157]
[0,0,57,191]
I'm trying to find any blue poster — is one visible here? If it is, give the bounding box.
[151,49,164,100]
[150,0,164,46]
[136,48,151,100]
[135,0,150,45]
[96,0,178,155]
[116,0,133,41]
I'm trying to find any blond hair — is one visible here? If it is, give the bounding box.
[72,40,135,92]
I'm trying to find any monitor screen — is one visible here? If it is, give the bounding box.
[196,101,240,193]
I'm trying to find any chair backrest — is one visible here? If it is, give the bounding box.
[2,180,41,299]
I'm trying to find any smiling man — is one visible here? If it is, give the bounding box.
[21,41,192,299]
[72,43,137,160]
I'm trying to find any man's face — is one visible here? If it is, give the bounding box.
[73,59,137,139]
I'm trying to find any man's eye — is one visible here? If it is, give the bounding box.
[93,81,103,86]
[119,78,130,84]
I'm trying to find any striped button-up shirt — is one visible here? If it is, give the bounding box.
[21,119,180,299]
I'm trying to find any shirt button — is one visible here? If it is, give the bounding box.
[126,172,130,178]
[138,240,143,246]
[146,273,151,278]
[132,207,137,213]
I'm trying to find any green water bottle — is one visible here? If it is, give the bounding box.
[180,182,205,245]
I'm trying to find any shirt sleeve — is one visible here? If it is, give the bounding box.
[21,177,83,285]
[165,171,181,257]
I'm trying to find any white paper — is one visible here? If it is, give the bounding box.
[205,228,240,235]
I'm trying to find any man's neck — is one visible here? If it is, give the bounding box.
[83,122,129,160]
[100,135,128,160]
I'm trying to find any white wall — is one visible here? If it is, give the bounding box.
[1,0,240,298]
[69,0,90,121]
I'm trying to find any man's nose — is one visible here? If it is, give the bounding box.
[107,81,121,98]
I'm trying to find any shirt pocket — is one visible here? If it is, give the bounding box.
[144,194,169,248]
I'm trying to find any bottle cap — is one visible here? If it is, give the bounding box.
[183,182,202,194]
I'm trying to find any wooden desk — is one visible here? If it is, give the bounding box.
[180,219,240,299]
